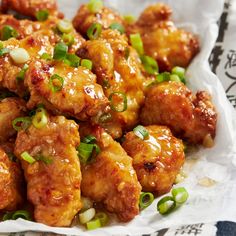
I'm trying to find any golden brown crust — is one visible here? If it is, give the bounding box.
[14,115,82,226]
[140,81,217,145]
[122,125,185,195]
[79,124,141,222]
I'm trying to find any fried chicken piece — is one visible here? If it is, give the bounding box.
[25,60,108,121]
[140,81,217,146]
[14,115,82,226]
[1,0,59,18]
[122,125,185,195]
[0,146,23,210]
[73,4,123,37]
[126,3,199,72]
[77,29,145,138]
[79,124,141,222]
[0,97,26,143]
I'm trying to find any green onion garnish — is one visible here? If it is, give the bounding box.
[156,72,170,83]
[99,113,112,123]
[139,192,154,210]
[21,151,36,164]
[66,54,81,67]
[40,53,52,60]
[2,212,13,221]
[109,92,127,112]
[53,42,68,60]
[35,10,49,21]
[62,33,75,46]
[87,23,102,40]
[16,64,29,81]
[94,212,109,226]
[77,142,100,164]
[1,25,18,41]
[170,74,181,82]
[81,59,93,70]
[123,15,136,24]
[157,196,176,215]
[171,187,189,204]
[32,108,48,129]
[130,33,144,55]
[82,135,97,144]
[49,74,64,92]
[141,55,158,75]
[12,210,31,220]
[109,22,125,34]
[35,155,53,165]
[0,48,10,56]
[171,66,186,84]
[12,117,31,131]
[87,0,103,13]
[86,218,101,230]
[57,20,73,34]
[133,125,149,140]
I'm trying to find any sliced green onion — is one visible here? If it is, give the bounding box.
[35,10,49,21]
[12,210,31,220]
[21,151,36,164]
[156,72,170,83]
[66,54,81,67]
[141,55,158,75]
[81,197,93,211]
[130,33,144,55]
[16,64,29,81]
[139,192,154,210]
[32,108,48,129]
[99,113,112,123]
[82,135,97,144]
[0,42,3,49]
[94,212,109,226]
[10,48,30,64]
[0,48,10,56]
[123,15,136,24]
[81,59,93,70]
[87,23,102,40]
[49,74,64,92]
[40,53,52,60]
[77,143,94,164]
[86,218,101,230]
[12,117,31,131]
[170,74,181,82]
[93,144,101,155]
[35,155,53,165]
[109,92,127,112]
[53,42,68,60]
[79,208,96,224]
[171,187,189,204]
[2,212,13,221]
[133,125,149,140]
[62,33,75,46]
[157,196,176,215]
[109,22,125,34]
[1,25,18,41]
[171,66,186,84]
[87,0,103,13]
[57,20,73,34]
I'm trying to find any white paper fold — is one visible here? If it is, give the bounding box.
[1,0,236,235]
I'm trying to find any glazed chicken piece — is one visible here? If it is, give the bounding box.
[73,4,123,37]
[0,146,23,211]
[1,0,59,18]
[140,81,217,146]
[14,115,82,227]
[122,125,185,195]
[77,29,145,138]
[79,124,141,222]
[25,60,108,121]
[126,3,199,72]
[0,97,26,143]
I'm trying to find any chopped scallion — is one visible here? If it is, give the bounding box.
[49,74,64,92]
[130,33,144,55]
[35,10,49,21]
[40,53,52,60]
[32,108,48,129]
[133,125,149,140]
[16,64,29,81]
[12,210,31,221]
[87,0,103,13]
[20,151,36,164]
[79,208,96,224]
[66,54,81,67]
[141,55,158,75]
[94,212,109,226]
[82,135,97,144]
[139,192,154,210]
[109,22,125,34]
[53,42,68,60]
[12,117,31,131]
[171,187,189,204]
[57,20,73,34]
[109,92,127,112]
[81,59,93,70]
[123,15,136,24]
[157,196,176,215]
[62,33,75,46]
[87,23,102,40]
[1,25,18,41]
[0,48,9,56]
[86,218,101,230]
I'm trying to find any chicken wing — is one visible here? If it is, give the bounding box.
[79,124,141,222]
[14,115,82,226]
[140,81,217,146]
[1,0,59,18]
[0,97,26,143]
[122,125,185,195]
[77,29,145,138]
[73,4,123,37]
[126,3,199,72]
[0,146,23,211]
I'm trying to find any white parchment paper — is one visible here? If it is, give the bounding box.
[1,0,236,235]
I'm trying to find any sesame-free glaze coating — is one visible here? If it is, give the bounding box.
[122,125,185,195]
[14,115,82,226]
